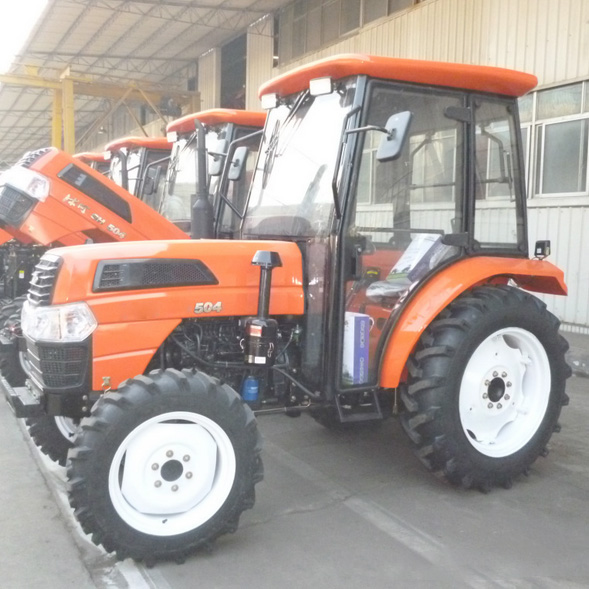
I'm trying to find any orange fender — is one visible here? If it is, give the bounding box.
[379,256,567,388]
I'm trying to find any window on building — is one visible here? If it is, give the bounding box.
[522,81,589,197]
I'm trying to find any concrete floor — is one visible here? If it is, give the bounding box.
[3,372,588,588]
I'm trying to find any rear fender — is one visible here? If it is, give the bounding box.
[379,256,566,388]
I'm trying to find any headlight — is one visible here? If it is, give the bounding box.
[0,166,50,202]
[22,300,97,342]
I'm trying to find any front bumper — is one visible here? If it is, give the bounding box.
[1,375,43,418]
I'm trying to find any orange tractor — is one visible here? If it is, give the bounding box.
[11,54,570,563]
[103,136,173,206]
[0,109,265,462]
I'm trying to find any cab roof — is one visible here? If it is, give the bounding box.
[105,136,172,152]
[259,53,537,99]
[166,108,267,135]
[73,151,107,163]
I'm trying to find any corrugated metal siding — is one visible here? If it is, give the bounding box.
[246,15,274,111]
[275,0,589,88]
[528,201,589,331]
[198,50,221,110]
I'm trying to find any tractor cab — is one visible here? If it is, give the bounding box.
[162,109,266,234]
[227,54,546,397]
[104,136,173,206]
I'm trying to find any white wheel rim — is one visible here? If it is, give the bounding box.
[108,411,236,537]
[459,327,551,458]
[54,416,77,440]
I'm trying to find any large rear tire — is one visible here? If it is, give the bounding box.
[67,368,263,563]
[401,285,570,490]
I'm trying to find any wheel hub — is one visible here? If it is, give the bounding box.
[120,423,217,514]
[481,368,513,409]
[460,328,552,458]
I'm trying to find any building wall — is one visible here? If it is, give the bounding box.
[273,0,589,88]
[246,15,275,111]
[198,49,221,110]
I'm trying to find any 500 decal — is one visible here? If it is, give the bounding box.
[194,301,223,314]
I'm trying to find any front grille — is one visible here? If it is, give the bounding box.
[93,258,218,292]
[27,339,89,389]
[0,185,36,226]
[28,254,62,306]
[16,148,52,169]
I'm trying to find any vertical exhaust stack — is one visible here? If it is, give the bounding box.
[243,250,282,366]
[191,119,214,239]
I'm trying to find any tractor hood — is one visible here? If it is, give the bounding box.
[31,239,305,322]
[0,148,186,246]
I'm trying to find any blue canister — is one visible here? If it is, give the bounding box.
[241,376,259,403]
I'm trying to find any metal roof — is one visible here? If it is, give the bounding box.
[0,0,288,167]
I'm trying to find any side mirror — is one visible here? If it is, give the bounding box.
[228,146,249,181]
[143,166,162,196]
[208,139,229,176]
[376,111,413,162]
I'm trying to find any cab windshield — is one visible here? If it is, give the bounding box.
[243,79,357,238]
[161,131,219,222]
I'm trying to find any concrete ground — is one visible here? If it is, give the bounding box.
[1,330,588,588]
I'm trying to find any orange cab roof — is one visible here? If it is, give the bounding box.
[259,53,537,99]
[166,108,266,134]
[74,151,107,163]
[105,136,172,152]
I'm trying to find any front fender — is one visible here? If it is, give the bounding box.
[379,256,566,388]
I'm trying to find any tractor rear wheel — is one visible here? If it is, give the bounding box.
[67,368,263,564]
[26,415,78,466]
[401,285,570,490]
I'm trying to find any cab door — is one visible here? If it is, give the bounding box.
[337,81,467,390]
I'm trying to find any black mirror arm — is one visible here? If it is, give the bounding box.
[331,106,361,220]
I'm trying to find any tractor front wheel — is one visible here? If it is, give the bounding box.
[26,415,78,466]
[67,368,263,563]
[401,285,570,490]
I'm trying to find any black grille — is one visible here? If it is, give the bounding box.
[93,258,218,292]
[58,163,132,223]
[28,255,62,306]
[0,185,36,226]
[27,339,89,389]
[98,264,122,288]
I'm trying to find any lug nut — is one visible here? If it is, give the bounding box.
[497,403,503,409]
[488,402,493,409]
[172,485,179,492]
[506,382,512,388]
[504,394,510,401]
[484,380,490,386]
[166,450,174,458]
[493,371,498,377]
[186,472,193,479]
[501,372,507,378]
[154,480,162,488]
[151,463,159,471]
[483,393,488,399]
[183,455,190,462]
